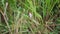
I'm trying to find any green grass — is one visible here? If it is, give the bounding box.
[0,0,60,34]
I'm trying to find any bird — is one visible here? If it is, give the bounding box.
[28,11,32,18]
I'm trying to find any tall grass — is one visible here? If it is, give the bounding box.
[0,0,60,34]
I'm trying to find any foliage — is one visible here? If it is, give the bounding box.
[0,0,60,34]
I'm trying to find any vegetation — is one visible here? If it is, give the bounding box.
[0,0,60,34]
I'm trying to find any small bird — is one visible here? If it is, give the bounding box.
[28,12,32,18]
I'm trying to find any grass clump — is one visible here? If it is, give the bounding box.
[0,0,60,34]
